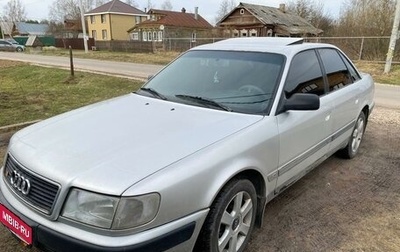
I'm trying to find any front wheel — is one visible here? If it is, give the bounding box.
[338,111,366,159]
[194,179,257,252]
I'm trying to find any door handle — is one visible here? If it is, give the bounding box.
[325,114,331,122]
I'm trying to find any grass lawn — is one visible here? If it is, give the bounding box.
[354,61,400,85]
[32,48,181,65]
[0,60,143,127]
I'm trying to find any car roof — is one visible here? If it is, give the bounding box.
[192,37,337,57]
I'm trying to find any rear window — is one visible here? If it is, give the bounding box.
[318,49,353,92]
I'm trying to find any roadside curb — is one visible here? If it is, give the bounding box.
[0,120,41,134]
[375,83,400,88]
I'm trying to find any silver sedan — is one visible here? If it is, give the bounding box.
[0,37,374,252]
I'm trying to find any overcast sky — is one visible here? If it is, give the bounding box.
[1,0,347,23]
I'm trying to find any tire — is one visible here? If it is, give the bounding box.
[338,111,366,159]
[16,47,23,52]
[194,179,257,252]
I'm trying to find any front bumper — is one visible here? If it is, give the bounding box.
[35,221,195,252]
[0,180,208,252]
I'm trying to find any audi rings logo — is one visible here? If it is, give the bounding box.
[9,170,31,195]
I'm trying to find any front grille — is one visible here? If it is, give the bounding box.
[3,155,60,215]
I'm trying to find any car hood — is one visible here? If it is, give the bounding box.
[9,94,262,195]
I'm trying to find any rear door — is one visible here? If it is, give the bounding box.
[317,49,362,152]
[275,50,334,193]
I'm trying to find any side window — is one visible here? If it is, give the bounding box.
[318,49,353,92]
[339,52,361,82]
[285,50,325,98]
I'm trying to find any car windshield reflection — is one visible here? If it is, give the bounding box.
[141,50,285,114]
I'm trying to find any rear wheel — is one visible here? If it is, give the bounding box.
[194,179,257,252]
[16,47,23,52]
[338,111,366,159]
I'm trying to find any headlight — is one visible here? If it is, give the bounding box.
[62,189,160,230]
[112,194,160,230]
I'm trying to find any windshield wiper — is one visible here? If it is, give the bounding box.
[138,87,167,100]
[175,94,232,112]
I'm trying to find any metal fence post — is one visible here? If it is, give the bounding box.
[69,46,74,77]
[359,37,365,60]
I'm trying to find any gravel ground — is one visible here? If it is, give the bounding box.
[0,106,399,252]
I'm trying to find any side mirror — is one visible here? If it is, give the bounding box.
[278,93,320,113]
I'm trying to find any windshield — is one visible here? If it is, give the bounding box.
[141,50,285,114]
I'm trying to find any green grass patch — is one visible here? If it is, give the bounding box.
[0,61,143,127]
[34,48,180,65]
[355,62,400,85]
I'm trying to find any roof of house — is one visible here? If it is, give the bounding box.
[219,2,323,35]
[15,22,49,36]
[132,9,213,30]
[85,0,146,16]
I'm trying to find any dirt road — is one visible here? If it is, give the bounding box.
[0,106,399,251]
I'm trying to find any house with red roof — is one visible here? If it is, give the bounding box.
[128,8,213,42]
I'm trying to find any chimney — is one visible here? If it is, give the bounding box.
[279,3,286,12]
[195,7,199,20]
[181,7,186,13]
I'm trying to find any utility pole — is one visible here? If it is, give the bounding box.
[384,0,400,74]
[79,0,89,53]
[0,16,6,39]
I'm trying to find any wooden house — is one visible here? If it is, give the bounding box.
[217,2,323,38]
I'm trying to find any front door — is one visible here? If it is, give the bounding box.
[275,50,333,193]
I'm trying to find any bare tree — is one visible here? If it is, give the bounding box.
[147,0,155,10]
[49,0,79,21]
[125,0,139,8]
[48,0,104,22]
[285,0,334,34]
[215,0,237,23]
[95,0,106,7]
[336,0,395,36]
[161,0,173,10]
[2,0,26,23]
[334,0,396,60]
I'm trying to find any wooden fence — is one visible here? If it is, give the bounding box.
[55,38,95,50]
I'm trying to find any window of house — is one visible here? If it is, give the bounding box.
[318,49,353,92]
[233,29,239,37]
[131,32,139,40]
[102,29,107,40]
[284,50,325,98]
[101,14,106,23]
[250,29,257,37]
[240,9,245,15]
[240,29,248,37]
[158,31,163,41]
[135,16,141,24]
[153,31,158,41]
[92,30,97,39]
[192,32,197,42]
[90,16,95,24]
[148,31,153,41]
